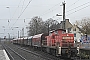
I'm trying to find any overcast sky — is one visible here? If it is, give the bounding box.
[0,0,90,38]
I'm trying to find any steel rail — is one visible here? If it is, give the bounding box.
[16,46,56,60]
[2,44,15,60]
[3,44,26,60]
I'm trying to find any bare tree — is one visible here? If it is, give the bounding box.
[27,17,59,36]
[27,16,44,36]
[44,18,59,34]
[75,18,90,34]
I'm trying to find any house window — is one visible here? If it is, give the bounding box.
[74,33,76,37]
[73,28,76,31]
[68,28,71,33]
[75,28,76,31]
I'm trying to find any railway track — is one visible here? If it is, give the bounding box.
[2,42,62,60]
[2,43,26,60]
[13,44,81,60]
[2,41,86,60]
[18,46,61,60]
[14,45,61,60]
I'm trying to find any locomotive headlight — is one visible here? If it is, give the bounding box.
[77,47,79,54]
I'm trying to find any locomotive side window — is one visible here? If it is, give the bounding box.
[55,31,58,35]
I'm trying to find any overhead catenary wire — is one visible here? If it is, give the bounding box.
[4,0,32,38]
[56,4,90,20]
[0,18,32,20]
[44,0,80,20]
[8,0,23,30]
[11,0,22,20]
[66,2,90,13]
[7,0,90,25]
[57,1,90,15]
[7,0,22,29]
[8,0,32,38]
[12,0,32,26]
[21,0,26,15]
[40,2,62,16]
[17,0,32,19]
[55,1,90,20]
[40,7,60,16]
[9,0,61,25]
[38,2,63,21]
[10,0,81,23]
[46,0,80,20]
[66,0,80,9]
[67,4,90,16]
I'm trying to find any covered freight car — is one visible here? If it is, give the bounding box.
[23,37,28,46]
[27,36,33,46]
[32,33,48,48]
[13,38,18,44]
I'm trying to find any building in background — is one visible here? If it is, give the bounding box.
[70,24,82,43]
[59,19,73,33]
[59,19,82,43]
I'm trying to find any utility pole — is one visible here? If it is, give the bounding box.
[35,20,37,35]
[63,1,65,21]
[21,28,24,37]
[18,31,19,38]
[20,30,21,38]
[48,24,49,35]
[8,33,10,41]
[56,1,66,29]
[62,1,66,29]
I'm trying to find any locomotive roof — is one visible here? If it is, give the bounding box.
[24,37,28,39]
[13,39,17,40]
[19,37,24,39]
[55,29,66,31]
[18,38,21,39]
[50,29,66,33]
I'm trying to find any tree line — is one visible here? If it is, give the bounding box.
[75,18,90,34]
[27,16,90,36]
[27,16,60,36]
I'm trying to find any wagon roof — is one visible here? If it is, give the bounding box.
[24,37,28,39]
[19,38,24,39]
[18,38,21,39]
[13,39,17,40]
[28,36,33,39]
[33,34,43,38]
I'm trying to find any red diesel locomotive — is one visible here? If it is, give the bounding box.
[41,29,78,58]
[13,29,79,58]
